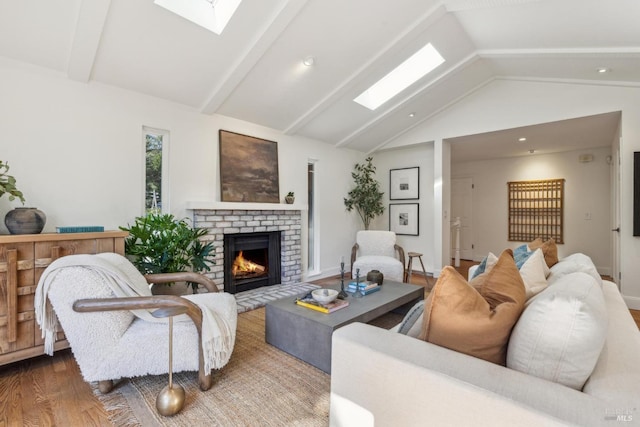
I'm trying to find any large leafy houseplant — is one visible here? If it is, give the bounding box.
[120,213,215,292]
[0,160,25,204]
[344,156,385,230]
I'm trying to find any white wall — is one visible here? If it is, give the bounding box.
[371,143,436,272]
[452,146,612,275]
[384,78,640,306]
[0,57,364,279]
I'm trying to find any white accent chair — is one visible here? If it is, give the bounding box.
[37,253,237,394]
[350,230,406,282]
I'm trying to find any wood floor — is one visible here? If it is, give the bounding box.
[1,261,638,427]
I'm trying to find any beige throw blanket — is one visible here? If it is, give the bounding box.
[35,252,234,372]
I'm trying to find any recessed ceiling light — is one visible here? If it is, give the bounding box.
[518,137,527,142]
[408,112,416,118]
[597,67,610,74]
[302,56,315,67]
[354,43,445,110]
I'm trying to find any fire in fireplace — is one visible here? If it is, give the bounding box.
[232,250,266,279]
[223,231,281,293]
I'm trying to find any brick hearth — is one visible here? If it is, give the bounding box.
[191,207,303,291]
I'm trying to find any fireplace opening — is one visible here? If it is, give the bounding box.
[232,250,267,279]
[223,231,281,294]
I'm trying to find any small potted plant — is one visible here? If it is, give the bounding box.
[0,160,25,204]
[285,192,295,204]
[120,212,215,293]
[1,160,47,235]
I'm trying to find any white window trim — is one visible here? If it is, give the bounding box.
[142,126,170,214]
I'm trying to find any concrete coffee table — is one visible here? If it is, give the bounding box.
[265,280,424,373]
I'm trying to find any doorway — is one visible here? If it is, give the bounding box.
[451,177,474,260]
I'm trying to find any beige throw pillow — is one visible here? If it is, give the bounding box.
[528,238,559,268]
[420,250,526,365]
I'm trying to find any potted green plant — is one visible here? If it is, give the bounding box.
[344,156,385,230]
[120,213,215,293]
[285,191,295,204]
[1,160,47,235]
[0,160,25,204]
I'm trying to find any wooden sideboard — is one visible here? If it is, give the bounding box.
[0,231,127,366]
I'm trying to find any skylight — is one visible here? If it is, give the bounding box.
[354,43,445,111]
[154,0,242,35]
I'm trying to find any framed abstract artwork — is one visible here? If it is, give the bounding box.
[389,203,419,236]
[389,167,419,200]
[219,130,280,203]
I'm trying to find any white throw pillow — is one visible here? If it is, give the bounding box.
[507,272,608,390]
[518,248,549,299]
[547,253,602,287]
[469,252,498,280]
[474,249,548,300]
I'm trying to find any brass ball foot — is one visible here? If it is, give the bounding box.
[156,384,185,416]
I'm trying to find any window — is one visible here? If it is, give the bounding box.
[154,0,242,35]
[143,127,170,214]
[508,179,564,243]
[354,43,445,110]
[308,160,319,273]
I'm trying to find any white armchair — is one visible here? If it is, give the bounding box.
[35,253,237,394]
[350,230,406,282]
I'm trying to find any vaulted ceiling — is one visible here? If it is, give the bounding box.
[1,0,638,156]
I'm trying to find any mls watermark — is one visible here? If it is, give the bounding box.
[604,408,636,422]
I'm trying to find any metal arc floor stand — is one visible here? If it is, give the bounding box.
[152,306,188,417]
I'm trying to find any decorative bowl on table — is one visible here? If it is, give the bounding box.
[312,288,338,304]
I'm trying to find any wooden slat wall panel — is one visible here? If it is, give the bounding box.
[508,179,564,244]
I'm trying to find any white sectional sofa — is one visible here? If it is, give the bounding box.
[329,252,640,426]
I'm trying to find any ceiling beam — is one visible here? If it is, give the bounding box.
[369,76,497,154]
[67,0,111,83]
[343,45,640,150]
[337,52,482,148]
[477,47,640,58]
[442,0,543,12]
[200,0,309,115]
[283,4,449,136]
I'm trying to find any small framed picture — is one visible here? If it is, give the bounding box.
[389,203,419,236]
[389,167,419,200]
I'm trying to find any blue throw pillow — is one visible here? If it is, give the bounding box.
[471,255,489,279]
[472,245,532,280]
[513,244,529,257]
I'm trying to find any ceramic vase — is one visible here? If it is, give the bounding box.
[5,207,46,234]
[367,269,384,285]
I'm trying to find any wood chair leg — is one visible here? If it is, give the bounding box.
[98,380,114,394]
[199,371,213,391]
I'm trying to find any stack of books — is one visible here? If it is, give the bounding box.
[56,226,105,233]
[347,280,381,295]
[296,295,349,313]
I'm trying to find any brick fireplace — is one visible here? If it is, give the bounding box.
[189,203,303,292]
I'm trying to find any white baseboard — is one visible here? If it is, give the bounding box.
[303,267,341,282]
[623,295,640,310]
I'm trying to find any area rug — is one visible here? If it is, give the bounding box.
[94,307,403,426]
